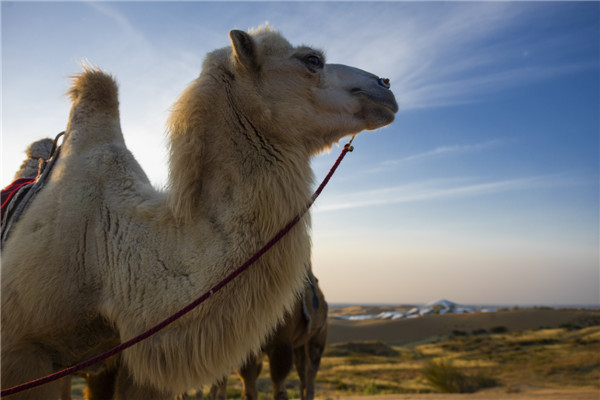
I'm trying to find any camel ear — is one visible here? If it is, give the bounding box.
[229,30,258,71]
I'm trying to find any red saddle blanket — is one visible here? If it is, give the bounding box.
[1,178,36,221]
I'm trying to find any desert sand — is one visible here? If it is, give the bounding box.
[323,307,599,400]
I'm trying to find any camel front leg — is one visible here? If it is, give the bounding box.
[113,364,173,400]
[294,327,328,400]
[82,359,120,400]
[60,377,72,400]
[266,342,293,400]
[293,345,309,400]
[294,344,320,400]
[237,354,262,400]
[294,343,323,400]
[210,376,228,400]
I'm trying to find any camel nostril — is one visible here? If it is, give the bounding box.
[378,78,391,89]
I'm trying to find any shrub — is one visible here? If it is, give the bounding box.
[363,380,380,395]
[452,330,468,336]
[328,340,398,357]
[560,322,582,331]
[490,326,508,334]
[422,359,472,393]
[421,359,499,393]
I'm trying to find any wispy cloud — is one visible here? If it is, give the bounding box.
[386,140,505,165]
[315,174,586,213]
[297,2,597,111]
[399,62,598,110]
[349,140,506,177]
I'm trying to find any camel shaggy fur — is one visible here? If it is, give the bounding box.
[74,271,326,400]
[1,27,397,400]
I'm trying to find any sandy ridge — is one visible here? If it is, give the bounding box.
[326,309,598,344]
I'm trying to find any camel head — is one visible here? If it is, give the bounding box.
[180,26,398,155]
[228,27,398,152]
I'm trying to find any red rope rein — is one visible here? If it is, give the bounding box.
[1,139,355,397]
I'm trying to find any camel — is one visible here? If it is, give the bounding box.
[1,26,397,400]
[12,138,54,180]
[210,269,328,400]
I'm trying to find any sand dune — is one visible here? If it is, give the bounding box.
[327,308,598,344]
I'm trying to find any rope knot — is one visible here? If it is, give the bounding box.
[344,135,356,152]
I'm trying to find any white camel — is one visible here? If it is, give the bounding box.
[1,26,397,400]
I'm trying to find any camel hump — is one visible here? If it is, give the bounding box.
[67,65,119,116]
[13,138,54,180]
[25,138,54,160]
[65,65,124,148]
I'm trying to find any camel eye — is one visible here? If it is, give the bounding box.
[303,55,323,70]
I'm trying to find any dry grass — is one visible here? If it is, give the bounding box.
[70,315,600,399]
[176,324,599,399]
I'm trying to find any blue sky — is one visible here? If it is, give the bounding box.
[2,1,598,306]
